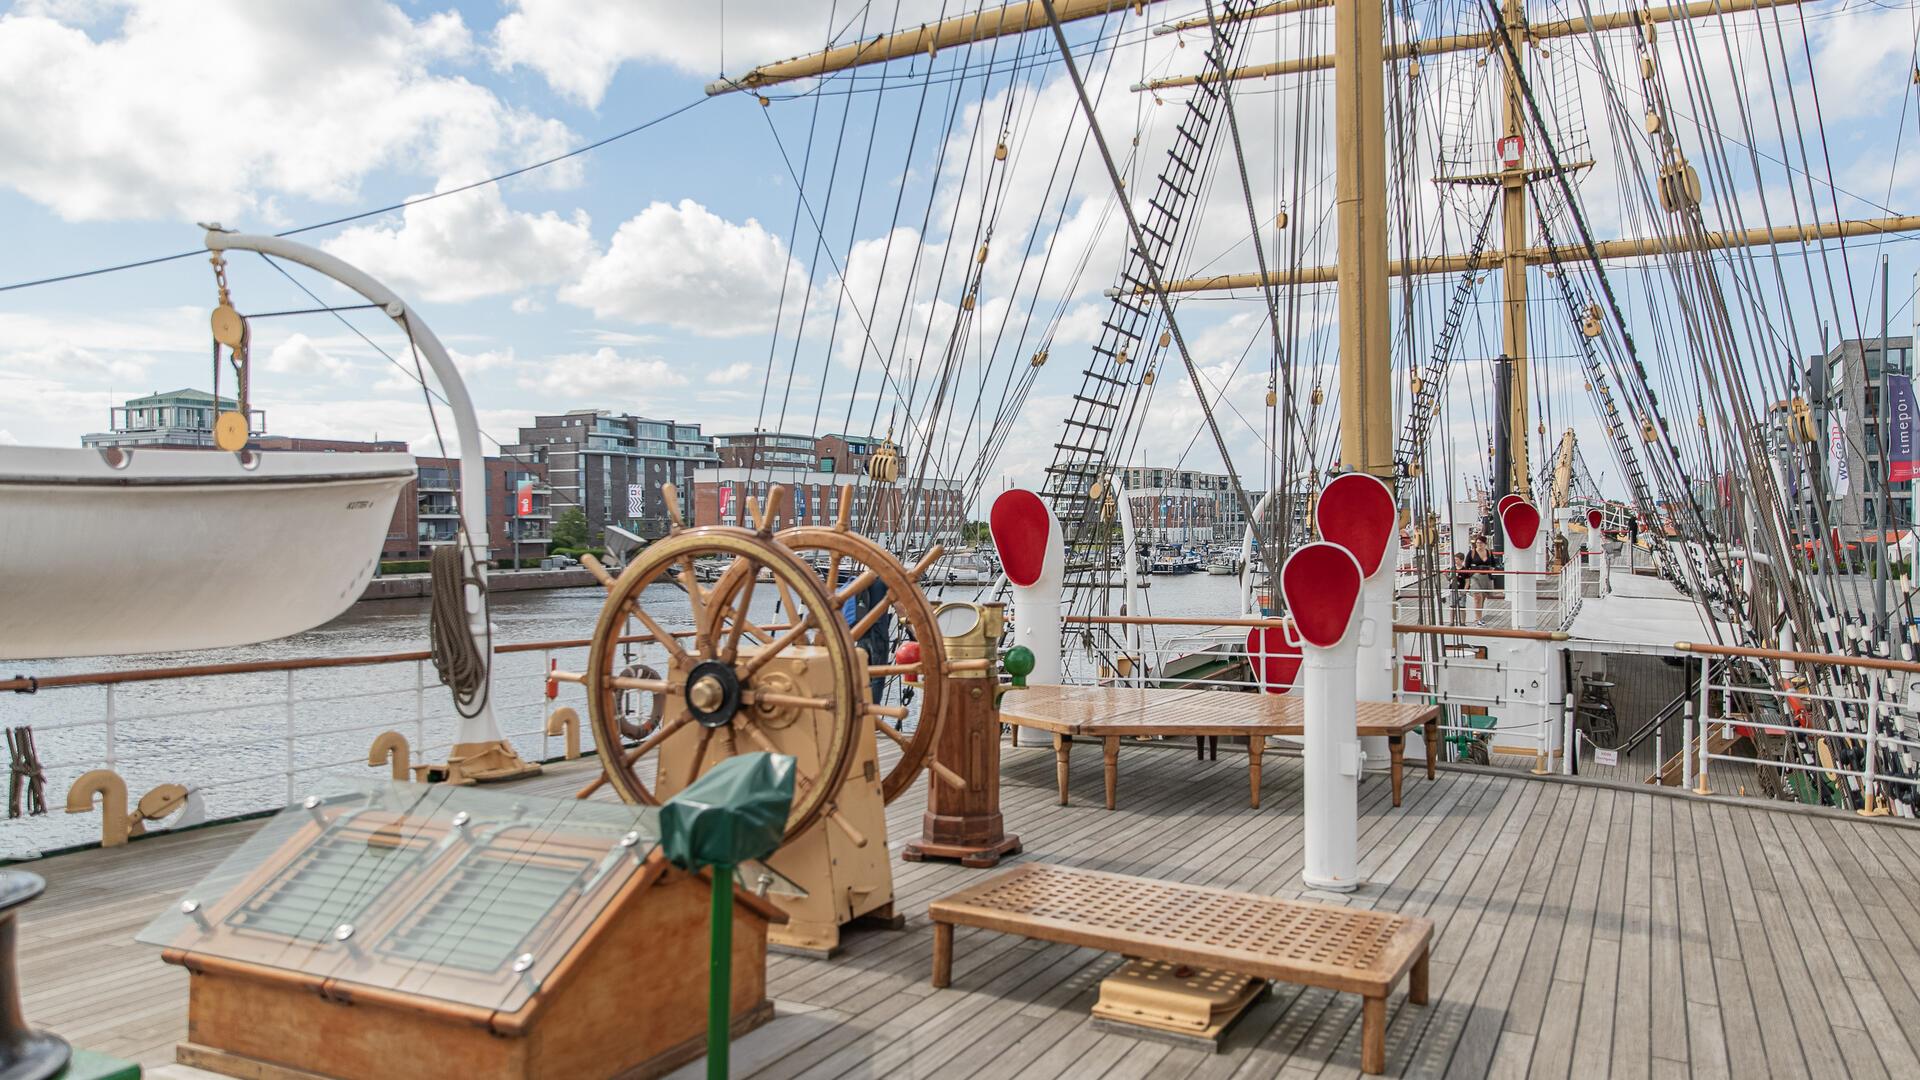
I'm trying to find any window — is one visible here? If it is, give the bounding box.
[818,456,835,473]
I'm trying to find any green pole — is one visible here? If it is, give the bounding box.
[707,863,733,1080]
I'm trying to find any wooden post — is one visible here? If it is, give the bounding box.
[901,679,1022,869]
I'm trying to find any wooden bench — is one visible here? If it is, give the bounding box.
[999,685,1440,810]
[929,863,1432,1074]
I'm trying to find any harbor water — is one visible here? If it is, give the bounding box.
[2,573,1246,858]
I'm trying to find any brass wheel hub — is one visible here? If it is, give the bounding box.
[684,660,742,729]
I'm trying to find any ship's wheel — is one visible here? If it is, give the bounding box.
[725,514,960,803]
[571,484,948,844]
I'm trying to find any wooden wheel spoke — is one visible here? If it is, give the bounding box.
[720,573,758,663]
[685,727,715,790]
[831,566,880,606]
[849,593,895,640]
[747,690,833,711]
[867,663,920,677]
[869,703,909,721]
[681,556,712,650]
[620,711,693,769]
[872,715,909,747]
[906,545,943,582]
[608,676,669,693]
[624,599,690,664]
[739,612,815,680]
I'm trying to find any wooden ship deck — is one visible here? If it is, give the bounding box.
[22,745,1920,1079]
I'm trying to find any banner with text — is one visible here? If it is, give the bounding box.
[1890,375,1919,482]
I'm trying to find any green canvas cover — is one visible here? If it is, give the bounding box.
[660,752,796,870]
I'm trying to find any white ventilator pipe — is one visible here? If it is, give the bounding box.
[1282,542,1369,893]
[204,229,505,753]
[1502,500,1541,631]
[1240,489,1273,616]
[1115,481,1142,685]
[1587,508,1608,597]
[991,488,1064,746]
[1317,473,1397,771]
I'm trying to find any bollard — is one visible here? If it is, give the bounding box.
[990,489,1063,748]
[1281,542,1368,893]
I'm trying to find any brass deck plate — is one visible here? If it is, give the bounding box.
[1092,957,1266,1041]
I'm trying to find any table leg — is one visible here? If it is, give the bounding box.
[1209,736,1219,761]
[1053,734,1071,806]
[1102,736,1120,810]
[1388,735,1404,807]
[1247,738,1264,809]
[1424,718,1438,779]
[931,921,953,988]
[1409,943,1430,1005]
[1361,995,1387,1074]
[1196,736,1206,761]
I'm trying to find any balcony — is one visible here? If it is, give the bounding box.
[418,499,458,518]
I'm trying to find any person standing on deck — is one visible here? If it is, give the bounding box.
[1464,536,1498,624]
[1448,552,1470,623]
[843,576,893,714]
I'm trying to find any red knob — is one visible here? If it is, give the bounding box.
[894,640,923,683]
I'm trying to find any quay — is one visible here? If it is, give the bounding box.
[356,566,599,601]
[22,747,1920,1078]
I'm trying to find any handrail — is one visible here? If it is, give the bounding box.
[0,631,685,692]
[1676,640,1920,675]
[1063,613,1568,641]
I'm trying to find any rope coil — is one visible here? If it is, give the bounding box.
[429,539,492,719]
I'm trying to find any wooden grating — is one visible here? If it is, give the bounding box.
[931,863,1430,996]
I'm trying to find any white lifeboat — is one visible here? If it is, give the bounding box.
[0,445,413,659]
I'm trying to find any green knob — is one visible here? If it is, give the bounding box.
[1003,645,1035,688]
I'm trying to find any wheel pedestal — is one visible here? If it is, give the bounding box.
[903,666,1020,869]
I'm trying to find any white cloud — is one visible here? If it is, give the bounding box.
[519,347,689,401]
[0,1,577,221]
[710,362,756,384]
[0,429,17,445]
[324,184,595,303]
[491,0,950,108]
[561,199,807,337]
[262,333,355,380]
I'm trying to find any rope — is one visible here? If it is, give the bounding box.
[429,542,491,720]
[7,726,47,818]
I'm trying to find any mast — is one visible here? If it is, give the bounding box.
[1499,0,1531,498]
[1334,0,1392,479]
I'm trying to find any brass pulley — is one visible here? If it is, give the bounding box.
[1310,385,1324,406]
[1789,397,1817,444]
[1116,347,1129,365]
[1581,303,1603,338]
[994,141,1008,162]
[868,438,900,484]
[961,291,976,312]
[208,253,251,452]
[1274,207,1289,230]
[1157,329,1171,348]
[1031,348,1049,368]
[1142,366,1155,386]
[1657,152,1701,213]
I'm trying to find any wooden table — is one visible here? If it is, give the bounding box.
[999,685,1440,811]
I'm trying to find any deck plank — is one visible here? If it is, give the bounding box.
[16,744,1920,1080]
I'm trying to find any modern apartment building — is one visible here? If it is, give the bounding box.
[505,411,718,541]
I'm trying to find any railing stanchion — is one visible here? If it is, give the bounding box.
[1862,697,1881,815]
[1694,655,1711,795]
[414,661,427,758]
[284,669,298,804]
[103,685,117,773]
[1683,657,1698,791]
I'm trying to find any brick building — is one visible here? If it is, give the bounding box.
[691,431,963,543]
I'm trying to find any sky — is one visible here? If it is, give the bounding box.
[2,0,1917,510]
